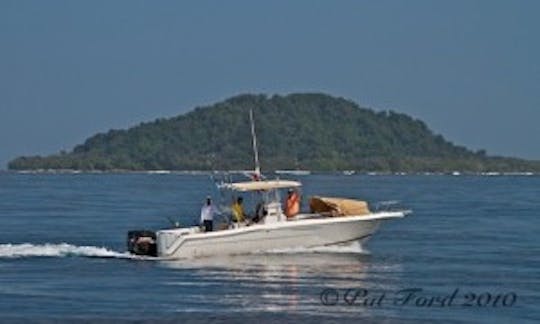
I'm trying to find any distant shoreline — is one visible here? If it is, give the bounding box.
[1,169,537,176]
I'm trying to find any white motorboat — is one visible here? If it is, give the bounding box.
[128,179,409,259]
[127,110,411,259]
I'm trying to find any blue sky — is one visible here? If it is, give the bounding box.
[1,0,539,169]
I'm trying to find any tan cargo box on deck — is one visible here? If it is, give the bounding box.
[309,196,370,216]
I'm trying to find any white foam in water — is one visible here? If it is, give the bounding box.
[0,243,132,259]
[0,241,368,259]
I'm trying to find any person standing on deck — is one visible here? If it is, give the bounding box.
[200,196,217,232]
[231,197,247,223]
[284,189,300,218]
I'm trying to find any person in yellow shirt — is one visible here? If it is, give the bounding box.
[231,197,247,223]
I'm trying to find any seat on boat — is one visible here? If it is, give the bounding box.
[309,196,370,216]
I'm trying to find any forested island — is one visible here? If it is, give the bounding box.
[8,93,540,172]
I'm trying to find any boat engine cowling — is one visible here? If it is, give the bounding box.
[127,230,157,257]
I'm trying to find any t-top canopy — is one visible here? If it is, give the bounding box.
[223,180,302,192]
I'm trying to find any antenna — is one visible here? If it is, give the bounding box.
[249,108,261,179]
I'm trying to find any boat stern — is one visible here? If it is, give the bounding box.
[127,230,157,257]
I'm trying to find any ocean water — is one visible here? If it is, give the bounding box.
[0,173,538,323]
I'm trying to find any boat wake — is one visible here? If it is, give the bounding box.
[0,243,134,259]
[0,242,368,260]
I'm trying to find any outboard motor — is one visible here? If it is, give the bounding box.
[127,230,157,257]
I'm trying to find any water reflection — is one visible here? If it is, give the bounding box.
[159,248,403,316]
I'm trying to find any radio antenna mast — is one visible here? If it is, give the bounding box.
[249,108,261,179]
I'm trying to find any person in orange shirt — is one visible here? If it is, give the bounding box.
[284,189,300,218]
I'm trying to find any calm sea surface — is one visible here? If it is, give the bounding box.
[0,173,538,323]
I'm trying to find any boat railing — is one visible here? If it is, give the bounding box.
[292,213,328,220]
[373,200,409,213]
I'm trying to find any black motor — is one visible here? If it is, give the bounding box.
[127,230,157,256]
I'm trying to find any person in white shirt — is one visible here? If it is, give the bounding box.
[200,196,217,232]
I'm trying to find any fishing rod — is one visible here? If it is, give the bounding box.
[163,215,180,228]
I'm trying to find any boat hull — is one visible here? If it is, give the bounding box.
[156,212,403,259]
